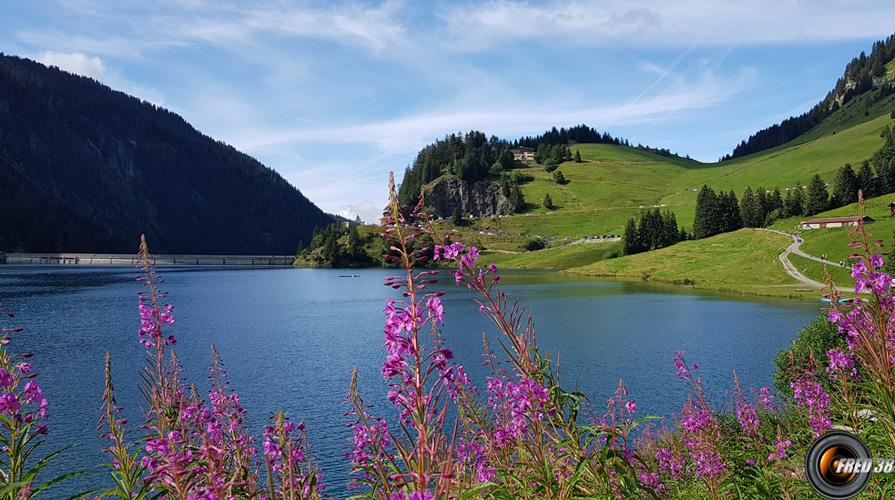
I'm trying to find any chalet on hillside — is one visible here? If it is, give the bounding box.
[511,147,535,163]
[799,215,874,229]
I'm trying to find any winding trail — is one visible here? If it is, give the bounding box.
[757,228,850,292]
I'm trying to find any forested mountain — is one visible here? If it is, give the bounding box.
[0,54,331,254]
[725,34,895,160]
[397,125,683,209]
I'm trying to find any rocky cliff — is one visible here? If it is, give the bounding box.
[424,175,510,218]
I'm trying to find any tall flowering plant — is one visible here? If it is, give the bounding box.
[345,176,660,498]
[0,305,84,498]
[99,236,323,498]
[825,195,895,452]
[345,176,473,498]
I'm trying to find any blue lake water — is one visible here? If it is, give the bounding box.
[0,265,821,495]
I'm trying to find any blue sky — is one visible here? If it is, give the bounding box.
[3,1,895,222]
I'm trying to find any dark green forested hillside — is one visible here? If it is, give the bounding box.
[725,34,895,159]
[0,54,331,254]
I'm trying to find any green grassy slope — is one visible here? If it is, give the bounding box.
[562,229,808,297]
[769,195,895,266]
[483,241,620,270]
[446,87,895,274]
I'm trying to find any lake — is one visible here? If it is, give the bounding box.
[0,265,821,495]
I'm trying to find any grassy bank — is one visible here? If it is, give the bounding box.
[562,229,817,298]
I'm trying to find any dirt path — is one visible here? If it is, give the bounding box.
[757,228,851,292]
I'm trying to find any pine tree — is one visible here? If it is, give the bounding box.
[623,218,642,255]
[661,210,680,247]
[755,187,769,223]
[552,170,566,184]
[770,188,784,213]
[787,183,806,217]
[857,160,879,198]
[693,185,719,239]
[832,163,859,206]
[740,187,759,227]
[543,193,554,210]
[805,174,830,215]
[718,191,742,232]
[574,150,582,163]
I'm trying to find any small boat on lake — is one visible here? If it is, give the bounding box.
[820,297,854,304]
[339,274,360,278]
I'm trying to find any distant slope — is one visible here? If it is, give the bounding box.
[0,54,331,254]
[565,229,799,297]
[725,34,895,159]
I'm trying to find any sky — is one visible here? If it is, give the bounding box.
[3,1,895,222]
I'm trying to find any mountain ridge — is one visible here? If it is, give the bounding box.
[0,54,332,254]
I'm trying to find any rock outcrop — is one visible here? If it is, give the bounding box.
[424,175,509,218]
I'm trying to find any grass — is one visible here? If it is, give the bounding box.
[483,241,620,270]
[563,229,815,298]
[787,253,854,287]
[771,195,895,264]
[415,86,895,296]
[459,91,895,252]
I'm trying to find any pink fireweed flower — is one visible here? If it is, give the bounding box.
[791,375,831,436]
[655,447,684,479]
[767,439,791,462]
[0,393,20,413]
[826,349,856,381]
[16,362,31,374]
[870,253,885,270]
[759,387,773,409]
[851,260,867,279]
[425,296,444,324]
[736,402,760,435]
[459,246,480,268]
[0,369,12,389]
[625,400,637,415]
[443,242,464,261]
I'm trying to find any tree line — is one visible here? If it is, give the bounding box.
[694,125,895,239]
[724,33,895,160]
[623,208,685,255]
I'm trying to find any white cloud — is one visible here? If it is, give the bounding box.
[338,202,384,224]
[36,50,105,79]
[232,68,752,156]
[438,0,895,51]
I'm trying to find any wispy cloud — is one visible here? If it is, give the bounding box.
[438,0,895,51]
[232,67,752,155]
[5,0,887,217]
[36,51,105,79]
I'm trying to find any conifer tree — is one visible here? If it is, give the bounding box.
[832,163,859,206]
[693,185,719,239]
[857,160,879,198]
[740,187,762,227]
[623,218,641,255]
[806,174,830,215]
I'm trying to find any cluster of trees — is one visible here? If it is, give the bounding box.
[537,144,572,171]
[299,223,375,267]
[623,208,684,255]
[398,131,519,206]
[0,54,332,254]
[552,170,567,184]
[724,33,895,160]
[514,125,626,148]
[694,128,895,240]
[498,173,526,213]
[693,187,744,239]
